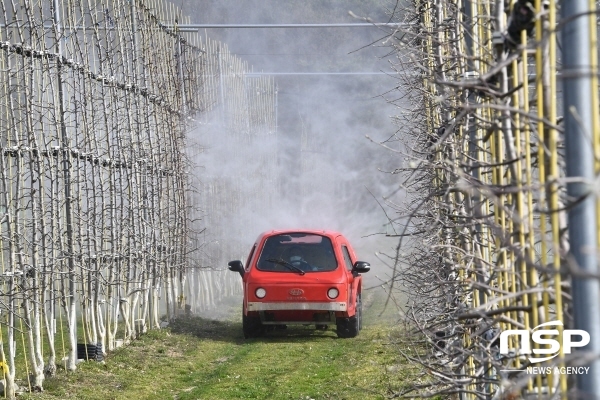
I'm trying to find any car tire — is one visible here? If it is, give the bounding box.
[243,312,263,339]
[336,315,358,338]
[336,296,360,338]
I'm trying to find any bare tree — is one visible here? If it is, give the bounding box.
[0,0,271,396]
[376,0,599,397]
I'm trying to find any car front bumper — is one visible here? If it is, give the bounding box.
[247,301,347,312]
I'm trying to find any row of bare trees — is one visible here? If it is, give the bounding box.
[0,0,275,397]
[381,0,600,398]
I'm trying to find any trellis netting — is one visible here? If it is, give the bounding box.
[0,0,275,396]
[385,0,600,398]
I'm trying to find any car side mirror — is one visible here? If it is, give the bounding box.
[228,260,245,277]
[352,261,370,274]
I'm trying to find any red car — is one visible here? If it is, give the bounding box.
[228,230,370,338]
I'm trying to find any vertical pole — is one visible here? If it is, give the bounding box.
[462,0,487,310]
[244,74,250,134]
[130,0,139,77]
[217,45,225,125]
[52,0,77,371]
[561,0,600,396]
[176,26,187,119]
[274,83,278,134]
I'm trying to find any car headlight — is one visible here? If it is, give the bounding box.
[255,287,267,299]
[327,288,339,299]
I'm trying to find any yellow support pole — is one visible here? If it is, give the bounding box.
[520,28,542,394]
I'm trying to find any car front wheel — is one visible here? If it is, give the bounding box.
[243,312,263,339]
[336,298,360,338]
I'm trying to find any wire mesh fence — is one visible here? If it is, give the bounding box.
[385,0,600,398]
[0,0,275,396]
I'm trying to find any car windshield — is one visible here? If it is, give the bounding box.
[256,233,338,273]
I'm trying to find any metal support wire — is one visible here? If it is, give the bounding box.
[168,22,412,30]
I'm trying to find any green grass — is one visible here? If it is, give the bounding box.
[22,290,421,400]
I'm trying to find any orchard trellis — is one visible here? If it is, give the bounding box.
[386,0,600,398]
[0,0,275,396]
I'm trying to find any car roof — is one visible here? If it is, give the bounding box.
[255,229,344,243]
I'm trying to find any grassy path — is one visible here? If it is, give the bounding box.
[26,292,418,400]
